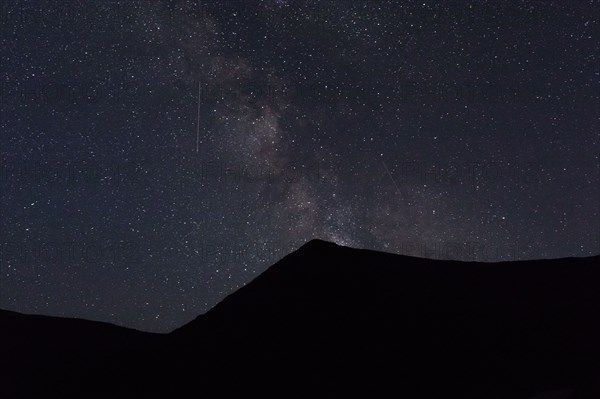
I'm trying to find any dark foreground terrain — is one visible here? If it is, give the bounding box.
[2,239,599,398]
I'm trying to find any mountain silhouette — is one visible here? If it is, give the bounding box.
[2,239,599,398]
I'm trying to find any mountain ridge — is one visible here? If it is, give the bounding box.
[2,239,598,335]
[2,240,599,398]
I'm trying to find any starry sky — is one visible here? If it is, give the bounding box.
[0,0,598,332]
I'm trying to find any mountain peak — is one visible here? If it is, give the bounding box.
[299,238,339,250]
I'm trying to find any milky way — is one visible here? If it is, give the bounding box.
[1,0,598,331]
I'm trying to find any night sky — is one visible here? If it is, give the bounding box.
[1,0,598,332]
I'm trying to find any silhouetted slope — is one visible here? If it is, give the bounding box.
[176,239,599,338]
[172,240,600,398]
[0,309,163,398]
[2,240,599,398]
